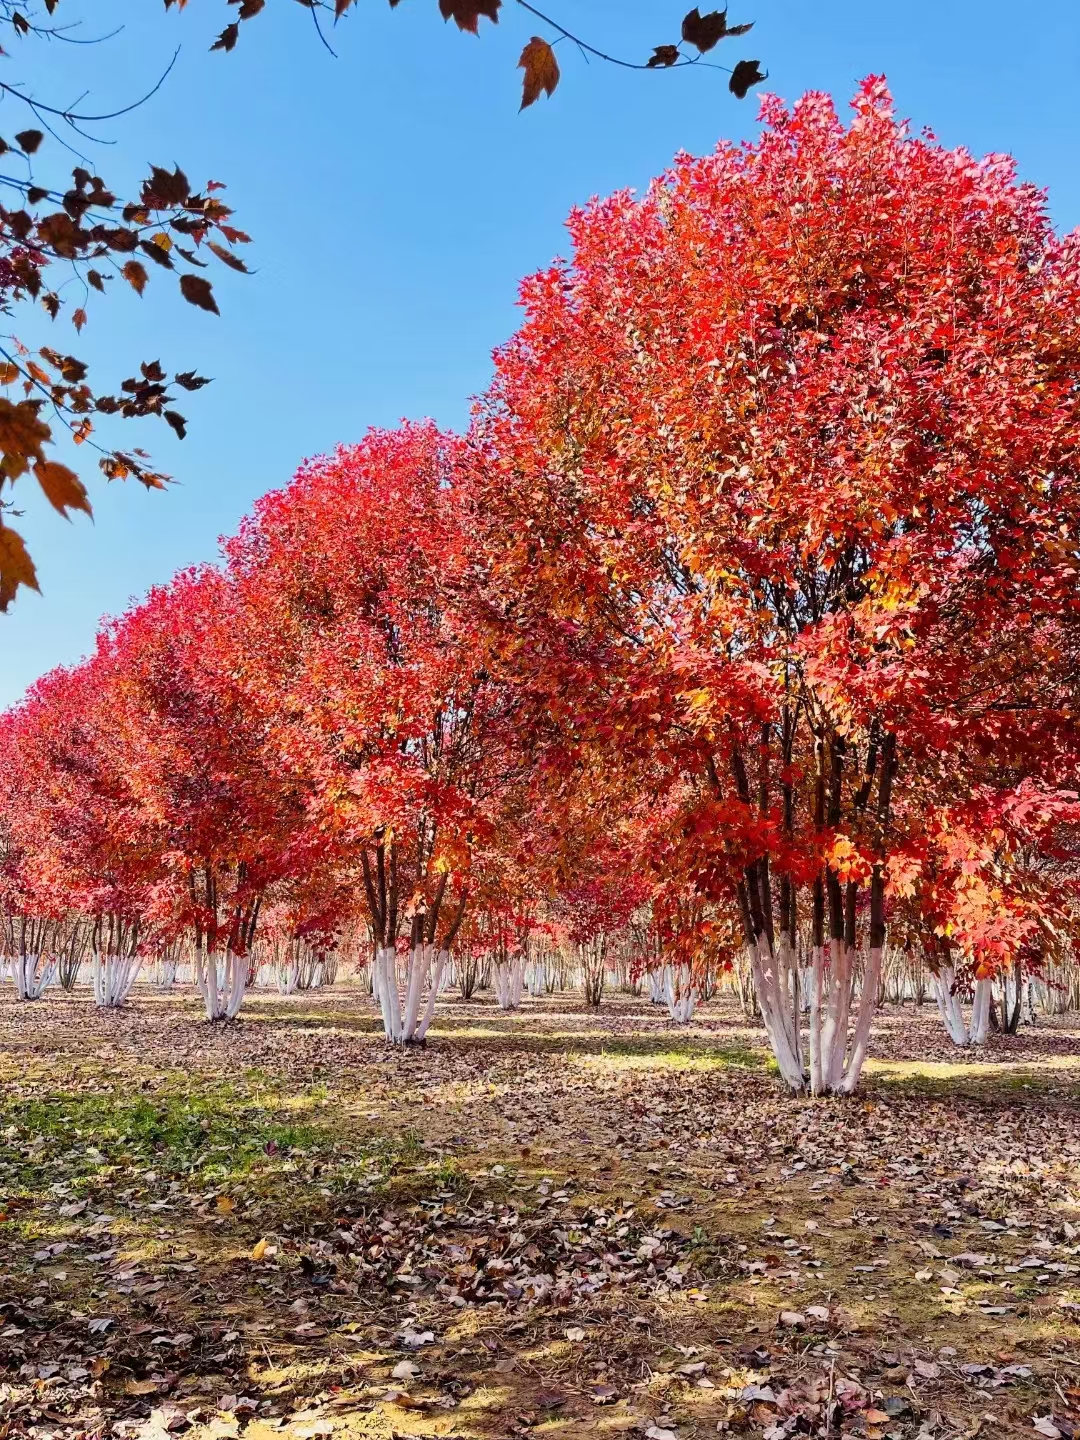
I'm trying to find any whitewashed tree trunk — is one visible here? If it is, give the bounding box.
[755,935,883,1095]
[12,952,57,1000]
[374,943,447,1044]
[648,968,666,1005]
[933,967,992,1047]
[750,935,805,1092]
[195,947,247,1021]
[415,949,449,1041]
[492,954,525,1010]
[276,961,300,995]
[970,976,992,1045]
[663,963,698,1024]
[154,956,179,990]
[799,966,814,1013]
[92,952,142,1008]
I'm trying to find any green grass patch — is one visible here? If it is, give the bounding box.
[0,1087,325,1187]
[0,1080,431,1215]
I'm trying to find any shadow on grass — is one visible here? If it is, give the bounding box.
[235,999,767,1068]
[863,1052,1080,1107]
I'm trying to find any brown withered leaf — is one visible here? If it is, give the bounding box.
[681,8,728,51]
[0,522,40,611]
[0,397,51,478]
[164,410,187,440]
[207,241,250,273]
[15,129,44,154]
[729,57,766,97]
[681,7,754,50]
[141,239,175,269]
[179,274,219,315]
[144,165,190,207]
[211,22,240,51]
[175,371,211,391]
[647,44,681,67]
[122,260,149,297]
[518,36,559,110]
[439,0,501,34]
[239,0,265,15]
[34,460,92,519]
[72,307,87,333]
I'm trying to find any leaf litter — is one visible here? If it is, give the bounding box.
[2,986,1080,1438]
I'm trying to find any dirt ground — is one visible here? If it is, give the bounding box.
[3,984,1080,1440]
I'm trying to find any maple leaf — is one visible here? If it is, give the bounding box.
[681,7,731,52]
[175,371,211,391]
[122,260,149,297]
[729,57,766,97]
[518,36,560,110]
[34,459,92,519]
[0,522,40,611]
[207,241,250,273]
[438,0,501,33]
[647,44,681,68]
[0,397,51,478]
[179,275,220,314]
[143,165,190,208]
[211,22,240,51]
[15,129,43,154]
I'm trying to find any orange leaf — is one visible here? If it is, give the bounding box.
[0,396,51,477]
[72,307,87,333]
[0,522,40,611]
[123,260,149,296]
[518,36,559,110]
[34,459,92,519]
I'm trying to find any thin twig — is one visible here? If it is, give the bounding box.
[0,48,180,124]
[512,0,734,76]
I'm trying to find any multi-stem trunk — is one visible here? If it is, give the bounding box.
[933,963,992,1047]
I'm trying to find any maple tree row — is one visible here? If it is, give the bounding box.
[2,80,1078,1094]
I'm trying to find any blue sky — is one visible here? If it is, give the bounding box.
[3,0,1078,707]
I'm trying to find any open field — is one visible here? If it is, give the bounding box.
[3,989,1080,1440]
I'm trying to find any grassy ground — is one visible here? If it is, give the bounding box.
[2,986,1080,1440]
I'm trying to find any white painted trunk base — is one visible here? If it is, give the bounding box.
[154,957,179,990]
[663,964,698,1024]
[92,952,142,1008]
[934,967,992,1047]
[752,937,883,1095]
[492,955,525,1010]
[373,944,449,1044]
[12,952,57,1000]
[195,949,247,1021]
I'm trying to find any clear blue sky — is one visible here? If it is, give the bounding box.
[3,0,1078,707]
